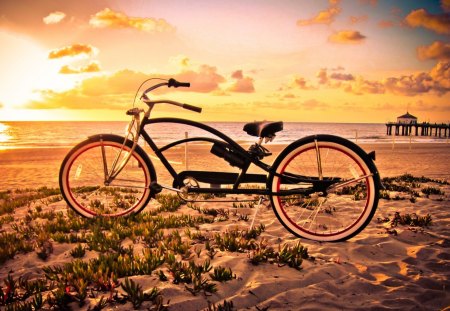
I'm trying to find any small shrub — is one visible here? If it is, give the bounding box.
[210,266,236,282]
[70,244,86,258]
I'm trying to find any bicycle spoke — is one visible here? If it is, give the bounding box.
[101,140,108,182]
[271,138,377,241]
[327,174,373,192]
[314,139,323,181]
[62,138,151,217]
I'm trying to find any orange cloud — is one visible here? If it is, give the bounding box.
[48,44,96,59]
[317,68,328,84]
[344,78,385,95]
[43,11,66,25]
[404,9,450,34]
[417,41,450,61]
[378,20,395,28]
[348,62,449,96]
[349,15,368,24]
[443,0,450,12]
[383,73,434,96]
[328,30,366,44]
[306,62,449,97]
[89,8,175,33]
[28,64,227,109]
[429,61,450,93]
[330,72,354,81]
[59,62,101,74]
[290,75,315,90]
[177,65,226,93]
[227,70,255,93]
[297,3,341,26]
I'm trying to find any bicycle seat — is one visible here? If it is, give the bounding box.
[243,121,283,138]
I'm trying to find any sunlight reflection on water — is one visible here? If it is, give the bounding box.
[0,123,12,147]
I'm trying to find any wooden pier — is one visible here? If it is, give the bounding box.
[386,122,450,137]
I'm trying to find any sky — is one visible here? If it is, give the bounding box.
[0,0,449,122]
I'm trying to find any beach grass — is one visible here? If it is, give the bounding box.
[0,173,449,310]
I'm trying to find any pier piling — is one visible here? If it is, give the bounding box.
[386,122,450,138]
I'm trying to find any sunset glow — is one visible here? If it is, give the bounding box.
[0,0,449,122]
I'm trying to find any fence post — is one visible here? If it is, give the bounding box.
[185,131,189,170]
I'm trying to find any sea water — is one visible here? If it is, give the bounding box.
[0,121,445,150]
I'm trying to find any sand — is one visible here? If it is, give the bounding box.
[1,142,449,189]
[0,141,449,310]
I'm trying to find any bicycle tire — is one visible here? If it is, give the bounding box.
[268,134,380,242]
[59,134,156,218]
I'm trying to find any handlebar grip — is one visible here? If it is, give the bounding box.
[168,78,190,88]
[177,81,190,87]
[183,103,202,113]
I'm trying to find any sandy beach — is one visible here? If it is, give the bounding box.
[1,142,449,189]
[0,141,449,310]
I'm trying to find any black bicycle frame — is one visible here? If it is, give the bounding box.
[138,116,337,196]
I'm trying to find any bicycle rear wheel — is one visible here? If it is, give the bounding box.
[268,135,380,242]
[59,134,156,218]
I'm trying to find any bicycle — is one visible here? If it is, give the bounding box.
[59,78,382,242]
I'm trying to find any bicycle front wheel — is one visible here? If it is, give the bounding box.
[59,134,156,218]
[269,135,379,242]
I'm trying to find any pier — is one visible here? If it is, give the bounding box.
[386,122,450,137]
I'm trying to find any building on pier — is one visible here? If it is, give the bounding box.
[397,112,417,124]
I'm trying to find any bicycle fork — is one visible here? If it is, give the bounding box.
[102,113,142,186]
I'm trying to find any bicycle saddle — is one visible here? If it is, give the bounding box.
[243,121,283,138]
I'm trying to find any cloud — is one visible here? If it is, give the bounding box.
[301,99,330,110]
[429,61,450,93]
[349,15,368,24]
[290,75,315,90]
[28,64,228,109]
[330,72,355,81]
[317,68,328,85]
[231,70,244,79]
[377,20,395,28]
[347,61,450,96]
[383,62,450,96]
[43,11,66,25]
[227,70,255,93]
[417,41,450,61]
[48,44,96,59]
[328,30,366,44]
[170,55,190,68]
[59,62,101,74]
[89,8,175,33]
[404,9,450,34]
[297,1,341,26]
[344,77,385,95]
[177,65,226,93]
[308,62,449,97]
[443,0,450,12]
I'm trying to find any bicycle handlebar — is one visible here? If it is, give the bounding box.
[183,103,202,113]
[140,78,202,113]
[168,78,190,88]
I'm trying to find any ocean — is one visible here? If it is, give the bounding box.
[0,121,446,150]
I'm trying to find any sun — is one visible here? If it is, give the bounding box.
[0,30,78,109]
